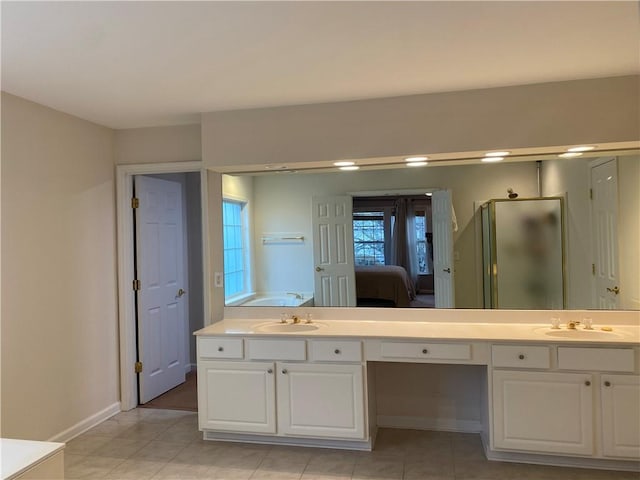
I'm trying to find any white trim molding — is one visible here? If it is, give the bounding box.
[48,402,121,443]
[116,161,209,411]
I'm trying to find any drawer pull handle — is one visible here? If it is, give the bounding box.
[218,347,224,352]
[422,349,428,354]
[585,380,591,387]
[604,381,611,387]
[518,354,525,360]
[267,368,273,374]
[282,369,288,374]
[334,349,341,354]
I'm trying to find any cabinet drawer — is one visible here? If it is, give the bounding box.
[199,337,244,359]
[247,339,306,361]
[310,340,362,362]
[492,345,550,369]
[380,342,471,361]
[558,347,635,372]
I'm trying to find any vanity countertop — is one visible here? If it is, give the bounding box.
[195,318,640,345]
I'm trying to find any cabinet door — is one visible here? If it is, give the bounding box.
[492,370,594,455]
[198,361,276,433]
[277,363,365,439]
[601,375,640,459]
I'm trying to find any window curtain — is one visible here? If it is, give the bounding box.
[391,198,419,284]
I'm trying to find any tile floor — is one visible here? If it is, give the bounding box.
[64,408,638,479]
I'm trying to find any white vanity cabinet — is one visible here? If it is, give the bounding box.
[198,360,276,433]
[197,336,366,442]
[277,362,364,439]
[601,374,640,458]
[492,370,594,455]
[490,344,640,460]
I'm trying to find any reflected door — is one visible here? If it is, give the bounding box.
[590,159,620,309]
[432,190,455,308]
[312,196,356,306]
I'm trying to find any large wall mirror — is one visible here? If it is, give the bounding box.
[220,152,639,311]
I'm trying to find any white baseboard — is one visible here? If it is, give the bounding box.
[203,430,372,451]
[186,363,197,373]
[377,415,482,433]
[48,402,121,443]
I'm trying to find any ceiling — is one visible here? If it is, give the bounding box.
[2,1,639,129]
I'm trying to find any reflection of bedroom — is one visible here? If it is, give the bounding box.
[222,154,639,310]
[352,195,435,308]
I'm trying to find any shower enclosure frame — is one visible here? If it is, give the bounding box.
[481,196,567,310]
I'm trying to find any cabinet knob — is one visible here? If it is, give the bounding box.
[604,381,611,387]
[518,354,525,360]
[422,348,428,354]
[218,346,224,352]
[334,349,341,354]
[281,369,288,374]
[584,380,591,386]
[267,368,273,374]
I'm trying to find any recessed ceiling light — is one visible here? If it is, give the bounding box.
[485,151,510,157]
[407,161,428,167]
[481,157,504,163]
[567,145,596,152]
[405,156,428,162]
[559,152,583,158]
[334,161,355,167]
[339,166,360,171]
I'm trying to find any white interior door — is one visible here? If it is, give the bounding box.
[312,196,356,306]
[432,190,455,308]
[135,175,186,403]
[590,159,620,309]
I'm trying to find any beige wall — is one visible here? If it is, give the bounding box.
[114,124,201,164]
[202,76,639,169]
[1,93,119,440]
[207,171,225,321]
[185,173,205,363]
[375,363,485,430]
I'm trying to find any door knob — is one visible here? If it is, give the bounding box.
[177,288,187,297]
[606,286,620,295]
[315,266,324,272]
[443,268,451,273]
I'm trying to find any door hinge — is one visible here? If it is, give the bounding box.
[132,279,141,291]
[589,188,593,200]
[131,197,140,209]
[135,362,143,373]
[592,264,596,275]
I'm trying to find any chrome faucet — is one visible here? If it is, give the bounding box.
[567,320,580,330]
[291,315,301,324]
[287,292,303,300]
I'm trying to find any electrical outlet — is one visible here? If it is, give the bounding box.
[214,272,223,288]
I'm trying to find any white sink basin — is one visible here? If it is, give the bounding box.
[535,327,628,340]
[255,322,323,333]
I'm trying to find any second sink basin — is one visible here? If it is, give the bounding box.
[255,322,323,333]
[535,327,629,340]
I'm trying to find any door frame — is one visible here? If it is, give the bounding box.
[116,161,210,411]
